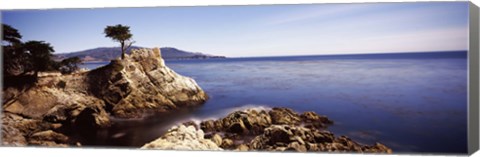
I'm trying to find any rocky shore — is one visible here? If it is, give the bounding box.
[2,48,208,146]
[2,47,392,154]
[142,107,392,153]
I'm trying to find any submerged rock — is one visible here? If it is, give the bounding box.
[2,48,208,146]
[141,125,221,150]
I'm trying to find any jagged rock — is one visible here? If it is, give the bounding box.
[301,111,333,129]
[200,109,272,135]
[3,47,207,119]
[200,120,218,132]
[287,141,307,152]
[248,124,390,153]
[1,122,27,146]
[87,48,208,118]
[227,120,247,134]
[301,111,330,123]
[363,143,393,153]
[221,138,234,149]
[237,109,271,134]
[269,107,301,125]
[141,125,221,150]
[28,130,69,147]
[189,108,392,153]
[1,113,65,146]
[2,48,209,146]
[235,144,249,151]
[182,121,198,129]
[211,134,223,146]
[264,125,292,144]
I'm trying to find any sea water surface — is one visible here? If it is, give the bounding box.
[80,51,468,154]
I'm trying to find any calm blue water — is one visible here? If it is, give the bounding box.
[82,51,468,154]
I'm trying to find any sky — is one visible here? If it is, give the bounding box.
[1,2,470,57]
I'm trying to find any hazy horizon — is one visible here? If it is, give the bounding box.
[56,45,467,58]
[2,2,469,57]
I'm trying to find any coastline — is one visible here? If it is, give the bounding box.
[1,48,393,153]
[141,107,392,153]
[1,47,468,152]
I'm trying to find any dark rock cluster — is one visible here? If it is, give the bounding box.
[181,107,391,153]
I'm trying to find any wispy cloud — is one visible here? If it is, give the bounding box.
[317,26,468,54]
[2,2,469,57]
[263,4,375,26]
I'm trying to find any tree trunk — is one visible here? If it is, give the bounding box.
[121,41,125,60]
[33,70,39,82]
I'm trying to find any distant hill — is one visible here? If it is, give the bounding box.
[55,46,225,62]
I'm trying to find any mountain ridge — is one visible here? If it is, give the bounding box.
[55,46,225,62]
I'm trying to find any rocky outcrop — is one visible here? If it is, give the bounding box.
[1,48,208,146]
[1,112,68,147]
[141,125,221,150]
[176,107,391,153]
[86,48,208,118]
[199,108,333,135]
[249,125,391,153]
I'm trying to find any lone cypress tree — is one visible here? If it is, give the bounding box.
[104,24,134,60]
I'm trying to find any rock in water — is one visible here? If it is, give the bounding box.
[269,107,301,125]
[178,107,392,153]
[2,47,209,146]
[141,125,222,150]
[87,48,208,118]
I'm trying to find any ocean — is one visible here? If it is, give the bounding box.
[80,51,468,153]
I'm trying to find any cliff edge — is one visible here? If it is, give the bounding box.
[2,48,208,146]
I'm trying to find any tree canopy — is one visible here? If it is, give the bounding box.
[23,41,56,74]
[2,24,83,78]
[3,24,28,76]
[104,24,133,59]
[59,56,82,74]
[2,24,22,45]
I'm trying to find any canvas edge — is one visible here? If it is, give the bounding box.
[0,11,4,145]
[0,2,477,155]
[468,1,480,155]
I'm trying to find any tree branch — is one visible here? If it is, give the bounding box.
[126,40,135,51]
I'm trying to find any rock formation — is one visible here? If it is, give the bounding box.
[141,125,221,150]
[1,48,208,146]
[2,47,392,153]
[156,107,392,153]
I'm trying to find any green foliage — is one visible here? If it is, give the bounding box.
[104,24,132,42]
[104,24,133,59]
[2,24,29,76]
[23,40,56,74]
[3,25,59,76]
[2,24,22,45]
[3,24,86,79]
[59,56,82,74]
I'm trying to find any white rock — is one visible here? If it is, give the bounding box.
[141,125,222,151]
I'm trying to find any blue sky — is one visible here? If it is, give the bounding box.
[2,2,469,57]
